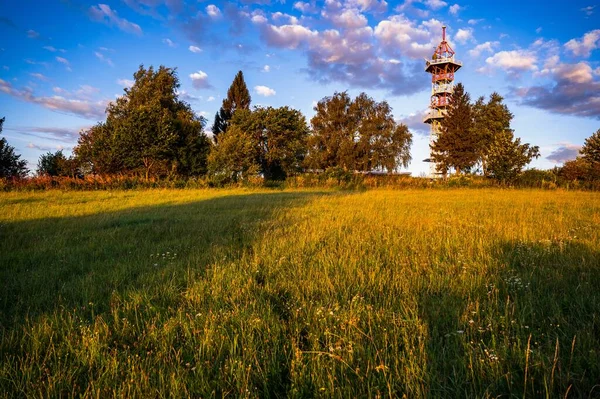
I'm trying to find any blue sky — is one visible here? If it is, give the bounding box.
[1,0,599,175]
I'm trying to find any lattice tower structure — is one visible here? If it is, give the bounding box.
[423,26,462,177]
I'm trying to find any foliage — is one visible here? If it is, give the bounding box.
[306,92,412,172]
[485,130,540,182]
[0,117,28,178]
[37,150,69,177]
[431,83,477,174]
[580,128,600,165]
[211,71,251,140]
[74,65,210,180]
[472,92,513,174]
[230,107,309,179]
[207,125,259,185]
[1,189,600,397]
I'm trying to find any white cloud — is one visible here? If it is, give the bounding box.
[30,73,49,81]
[424,0,447,10]
[162,38,176,47]
[117,78,134,88]
[485,50,537,71]
[260,24,318,49]
[94,51,114,67]
[564,29,600,58]
[330,8,368,29]
[189,70,212,89]
[0,78,107,120]
[293,1,318,13]
[206,4,221,18]
[455,28,473,44]
[345,0,388,13]
[580,5,595,16]
[467,18,484,25]
[89,4,142,35]
[56,56,71,69]
[207,96,215,102]
[43,46,66,53]
[254,85,276,96]
[251,14,268,24]
[535,27,542,34]
[448,4,461,15]
[468,41,498,57]
[262,65,271,72]
[374,15,444,59]
[189,45,202,53]
[27,30,40,39]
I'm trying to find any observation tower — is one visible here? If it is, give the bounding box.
[423,26,462,176]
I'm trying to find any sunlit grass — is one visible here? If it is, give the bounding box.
[1,188,599,397]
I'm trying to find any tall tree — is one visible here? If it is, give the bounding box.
[207,125,258,184]
[211,71,251,140]
[431,83,478,174]
[472,92,514,175]
[73,65,210,179]
[485,131,540,182]
[0,117,29,178]
[306,92,412,172]
[230,107,309,179]
[37,150,67,176]
[580,129,600,164]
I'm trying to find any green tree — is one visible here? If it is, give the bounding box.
[37,150,80,177]
[0,117,29,178]
[211,71,251,140]
[306,92,412,172]
[472,92,514,175]
[207,125,258,184]
[580,129,600,164]
[230,107,308,179]
[485,131,540,182]
[37,150,67,176]
[73,65,210,179]
[431,83,478,174]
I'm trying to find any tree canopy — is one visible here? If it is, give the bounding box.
[0,117,29,179]
[209,106,308,182]
[306,92,412,172]
[74,65,210,179]
[431,85,539,180]
[211,71,251,140]
[581,129,600,164]
[431,83,477,174]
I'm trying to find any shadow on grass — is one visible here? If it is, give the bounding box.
[417,239,600,398]
[0,191,330,329]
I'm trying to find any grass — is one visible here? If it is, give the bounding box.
[1,188,599,398]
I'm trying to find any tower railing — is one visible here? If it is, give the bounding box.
[426,57,462,68]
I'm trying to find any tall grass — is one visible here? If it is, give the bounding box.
[1,188,599,397]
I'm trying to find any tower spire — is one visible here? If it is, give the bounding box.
[423,26,462,177]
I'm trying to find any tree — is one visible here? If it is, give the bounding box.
[37,150,67,176]
[73,65,210,179]
[36,150,80,178]
[485,131,540,182]
[211,71,251,140]
[580,129,600,164]
[306,92,412,172]
[472,92,513,175]
[230,107,309,179]
[0,117,29,178]
[207,125,258,184]
[431,83,478,174]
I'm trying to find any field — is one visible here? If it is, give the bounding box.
[1,188,599,398]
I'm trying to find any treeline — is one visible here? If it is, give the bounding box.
[1,65,599,190]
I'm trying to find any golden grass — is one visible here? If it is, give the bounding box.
[1,188,599,397]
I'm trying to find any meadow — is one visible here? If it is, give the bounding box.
[0,188,599,398]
